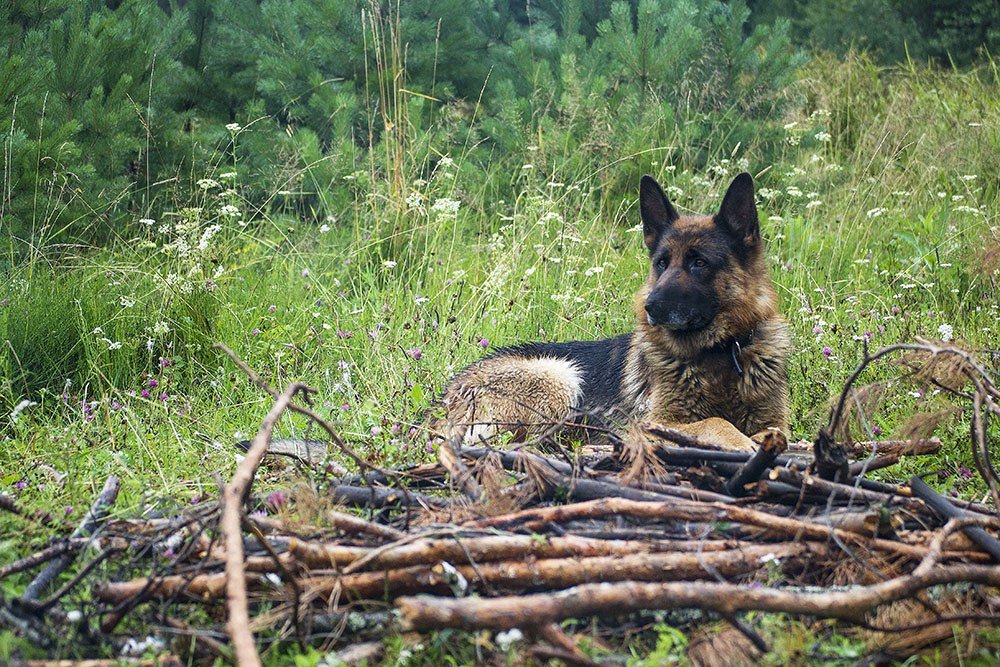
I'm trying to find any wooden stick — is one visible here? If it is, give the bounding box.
[329,484,448,510]
[769,468,921,510]
[910,476,1000,561]
[725,431,787,496]
[847,438,942,458]
[222,381,306,667]
[289,534,735,571]
[307,542,815,599]
[21,476,120,601]
[326,509,405,541]
[397,563,1000,631]
[468,497,985,561]
[0,540,85,581]
[436,433,482,501]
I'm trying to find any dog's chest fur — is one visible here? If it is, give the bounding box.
[619,319,790,435]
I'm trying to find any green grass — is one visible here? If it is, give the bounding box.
[1,53,998,664]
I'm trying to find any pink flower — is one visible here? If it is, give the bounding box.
[872,426,882,436]
[821,346,833,358]
[251,328,260,335]
[266,491,288,509]
[268,305,277,312]
[478,338,490,348]
[407,348,423,360]
[148,378,158,388]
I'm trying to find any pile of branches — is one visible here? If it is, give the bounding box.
[2,340,1000,666]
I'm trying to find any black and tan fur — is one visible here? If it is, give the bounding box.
[430,173,790,450]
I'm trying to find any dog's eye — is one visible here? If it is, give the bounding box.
[691,258,707,269]
[656,256,669,269]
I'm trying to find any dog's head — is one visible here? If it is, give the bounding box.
[635,173,778,356]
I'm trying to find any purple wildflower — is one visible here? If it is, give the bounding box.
[821,346,833,358]
[958,466,973,479]
[407,348,423,360]
[266,491,288,509]
[140,389,151,399]
[148,378,158,388]
[478,338,490,348]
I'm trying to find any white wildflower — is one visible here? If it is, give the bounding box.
[152,321,170,336]
[319,224,331,233]
[197,178,220,190]
[937,323,954,342]
[219,204,241,217]
[866,207,887,218]
[496,629,524,652]
[405,191,423,209]
[139,218,155,226]
[814,131,831,142]
[584,266,605,277]
[430,197,461,219]
[383,260,398,269]
[225,123,242,132]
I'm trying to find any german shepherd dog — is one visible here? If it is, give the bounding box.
[430,173,790,450]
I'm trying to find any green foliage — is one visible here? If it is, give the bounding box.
[749,0,999,66]
[1,0,804,246]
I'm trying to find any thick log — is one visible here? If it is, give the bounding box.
[396,563,1000,632]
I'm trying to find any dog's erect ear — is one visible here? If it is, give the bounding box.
[640,175,679,252]
[717,172,759,245]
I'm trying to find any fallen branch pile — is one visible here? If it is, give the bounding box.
[2,339,999,665]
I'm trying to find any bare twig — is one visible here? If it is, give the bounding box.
[221,380,306,667]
